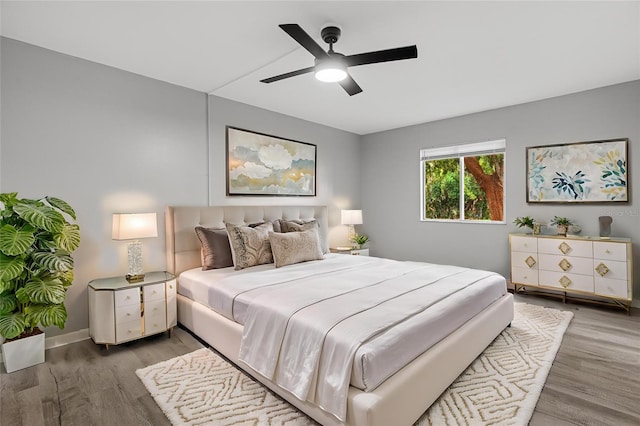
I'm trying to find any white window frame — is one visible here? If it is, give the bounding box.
[420,139,506,223]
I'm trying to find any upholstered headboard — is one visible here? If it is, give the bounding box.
[165,205,329,276]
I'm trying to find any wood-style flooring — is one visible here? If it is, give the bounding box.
[1,294,639,426]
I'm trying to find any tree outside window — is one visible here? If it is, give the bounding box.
[421,140,505,222]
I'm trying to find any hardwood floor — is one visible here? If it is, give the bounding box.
[1,294,638,425]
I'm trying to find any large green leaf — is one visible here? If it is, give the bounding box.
[21,277,66,304]
[54,223,80,252]
[0,192,19,208]
[25,303,67,329]
[0,280,17,292]
[0,253,25,282]
[31,250,74,272]
[58,270,74,287]
[0,224,35,256]
[0,292,17,315]
[14,203,64,233]
[46,197,76,220]
[0,312,26,339]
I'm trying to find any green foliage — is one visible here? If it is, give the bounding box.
[0,193,79,340]
[424,154,503,220]
[351,234,369,248]
[513,216,536,229]
[549,216,574,226]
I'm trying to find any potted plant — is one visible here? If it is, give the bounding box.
[351,234,369,249]
[513,216,536,233]
[549,216,574,236]
[0,193,80,372]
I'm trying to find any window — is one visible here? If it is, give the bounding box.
[420,139,505,222]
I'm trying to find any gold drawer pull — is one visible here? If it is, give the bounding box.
[558,242,572,254]
[595,263,610,277]
[559,275,572,288]
[559,258,572,272]
[525,256,536,268]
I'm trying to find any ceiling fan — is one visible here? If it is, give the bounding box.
[260,24,418,96]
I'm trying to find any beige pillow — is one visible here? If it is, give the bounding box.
[194,227,234,270]
[226,222,274,270]
[280,219,318,233]
[269,228,324,268]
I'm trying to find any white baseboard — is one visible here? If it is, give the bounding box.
[1,328,90,365]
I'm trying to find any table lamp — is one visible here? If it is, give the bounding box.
[341,209,363,243]
[112,213,158,282]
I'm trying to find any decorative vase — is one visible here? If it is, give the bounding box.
[557,225,568,236]
[1,330,45,373]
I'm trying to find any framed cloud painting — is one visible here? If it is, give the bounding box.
[527,138,628,203]
[226,126,316,196]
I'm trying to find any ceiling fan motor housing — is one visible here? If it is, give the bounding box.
[321,26,341,45]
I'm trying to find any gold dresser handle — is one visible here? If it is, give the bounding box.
[525,256,537,268]
[559,275,572,288]
[595,263,610,277]
[558,242,572,255]
[558,258,572,272]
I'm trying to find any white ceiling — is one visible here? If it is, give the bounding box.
[2,1,639,135]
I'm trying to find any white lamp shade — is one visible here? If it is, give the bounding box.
[341,210,363,225]
[112,213,158,240]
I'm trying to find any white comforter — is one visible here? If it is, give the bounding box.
[235,256,501,421]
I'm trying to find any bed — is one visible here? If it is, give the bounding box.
[166,205,514,426]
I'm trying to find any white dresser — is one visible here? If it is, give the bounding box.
[509,234,632,312]
[88,271,177,348]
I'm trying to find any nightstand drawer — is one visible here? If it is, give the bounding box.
[116,319,142,342]
[115,303,141,324]
[144,283,165,302]
[115,288,140,307]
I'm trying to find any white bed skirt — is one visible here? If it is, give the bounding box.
[177,292,514,426]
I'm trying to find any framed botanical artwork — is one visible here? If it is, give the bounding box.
[226,126,316,196]
[527,138,628,203]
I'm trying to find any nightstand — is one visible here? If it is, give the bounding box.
[88,271,177,348]
[330,247,370,256]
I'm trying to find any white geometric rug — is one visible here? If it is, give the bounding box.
[137,303,572,426]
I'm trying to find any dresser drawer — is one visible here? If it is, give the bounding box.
[594,277,630,300]
[593,259,628,281]
[538,238,592,257]
[510,235,537,252]
[539,254,593,275]
[539,270,594,293]
[115,288,140,307]
[511,251,538,270]
[511,267,538,286]
[143,283,165,302]
[593,241,628,261]
[144,299,167,335]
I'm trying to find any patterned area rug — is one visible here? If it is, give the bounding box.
[136,303,572,426]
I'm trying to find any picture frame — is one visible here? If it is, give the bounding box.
[226,126,317,196]
[527,138,628,203]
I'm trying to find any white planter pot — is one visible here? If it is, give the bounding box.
[1,332,45,373]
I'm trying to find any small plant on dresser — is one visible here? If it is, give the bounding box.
[549,216,575,236]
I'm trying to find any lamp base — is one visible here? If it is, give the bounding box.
[126,273,145,283]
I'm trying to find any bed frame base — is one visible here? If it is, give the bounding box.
[177,292,514,426]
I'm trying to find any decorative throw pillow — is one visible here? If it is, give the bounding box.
[269,228,324,268]
[225,222,274,270]
[194,227,234,270]
[280,219,318,233]
[280,219,328,253]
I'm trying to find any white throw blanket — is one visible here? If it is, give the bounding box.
[238,258,498,421]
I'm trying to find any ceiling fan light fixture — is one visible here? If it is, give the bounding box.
[314,59,347,82]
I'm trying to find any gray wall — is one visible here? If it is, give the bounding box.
[361,80,640,305]
[0,38,363,337]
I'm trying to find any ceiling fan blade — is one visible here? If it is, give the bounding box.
[339,74,363,96]
[260,66,315,83]
[279,24,328,59]
[344,45,418,67]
